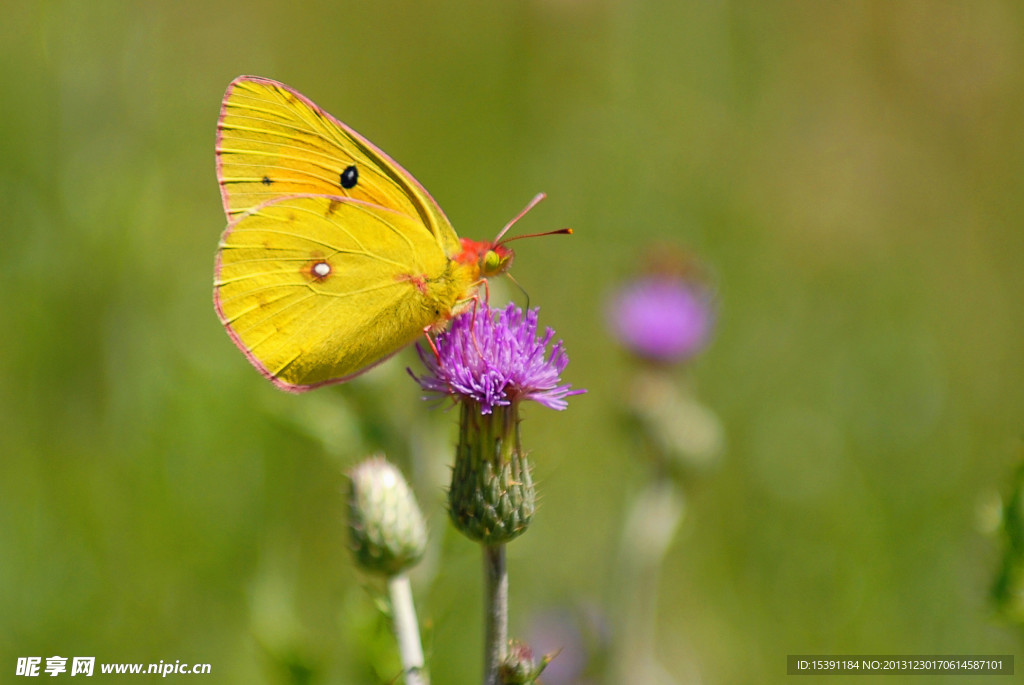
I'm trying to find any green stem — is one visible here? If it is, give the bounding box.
[387,572,429,685]
[483,543,508,685]
[608,476,685,684]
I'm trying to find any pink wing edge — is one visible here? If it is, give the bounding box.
[211,192,422,393]
[215,75,451,227]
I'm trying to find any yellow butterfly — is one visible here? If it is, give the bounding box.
[213,76,560,392]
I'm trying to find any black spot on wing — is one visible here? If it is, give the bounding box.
[340,165,358,189]
[262,176,274,186]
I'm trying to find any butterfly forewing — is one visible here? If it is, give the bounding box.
[217,76,459,255]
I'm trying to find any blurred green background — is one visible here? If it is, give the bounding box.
[3,1,1024,682]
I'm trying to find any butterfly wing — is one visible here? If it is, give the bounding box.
[214,194,475,391]
[216,75,461,256]
[214,76,486,390]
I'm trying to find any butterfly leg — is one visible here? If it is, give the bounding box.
[451,280,489,360]
[421,327,442,363]
[465,290,490,361]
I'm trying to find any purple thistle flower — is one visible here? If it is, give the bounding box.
[607,275,714,363]
[411,303,584,414]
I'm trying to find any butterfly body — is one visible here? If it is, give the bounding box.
[214,76,494,391]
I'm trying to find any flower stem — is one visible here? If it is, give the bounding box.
[483,543,508,685]
[387,572,429,685]
[608,476,685,684]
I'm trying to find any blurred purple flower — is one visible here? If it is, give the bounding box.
[527,610,587,684]
[607,275,714,363]
[410,303,584,414]
[526,605,609,685]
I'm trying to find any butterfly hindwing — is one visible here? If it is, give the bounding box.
[214,194,473,390]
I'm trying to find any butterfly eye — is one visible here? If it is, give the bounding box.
[340,165,358,189]
[481,249,511,277]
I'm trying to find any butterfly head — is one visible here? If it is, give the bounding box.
[455,193,571,282]
[457,238,515,279]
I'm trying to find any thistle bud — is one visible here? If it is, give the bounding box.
[449,403,535,545]
[347,456,427,576]
[499,640,554,685]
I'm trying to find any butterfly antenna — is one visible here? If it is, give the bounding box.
[494,193,547,243]
[494,192,575,247]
